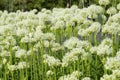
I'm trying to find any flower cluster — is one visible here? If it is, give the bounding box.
[0,1,120,80]
[58,71,82,80]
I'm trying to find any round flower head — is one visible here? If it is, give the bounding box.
[99,0,110,6]
[58,71,82,80]
[63,37,79,49]
[7,64,17,71]
[100,74,116,80]
[46,70,54,77]
[107,7,117,15]
[43,54,61,67]
[17,62,29,69]
[117,3,120,10]
[15,49,26,58]
[82,77,91,80]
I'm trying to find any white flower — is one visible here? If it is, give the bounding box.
[43,33,55,41]
[102,22,120,35]
[50,41,64,52]
[90,46,98,54]
[58,71,82,80]
[63,37,79,49]
[43,54,61,67]
[117,3,120,10]
[100,74,116,80]
[20,36,31,43]
[43,40,50,48]
[46,70,54,76]
[82,77,91,80]
[3,58,7,64]
[99,0,110,6]
[0,50,10,57]
[8,64,17,71]
[87,22,101,33]
[90,38,113,56]
[62,48,86,67]
[101,38,113,46]
[107,7,117,15]
[78,29,88,37]
[15,49,26,58]
[51,20,65,30]
[97,45,113,56]
[88,5,104,15]
[104,56,120,70]
[16,28,28,37]
[17,62,29,69]
[12,46,20,51]
[112,70,120,78]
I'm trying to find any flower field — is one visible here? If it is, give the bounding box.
[0,0,120,80]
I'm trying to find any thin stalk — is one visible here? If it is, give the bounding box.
[94,33,97,46]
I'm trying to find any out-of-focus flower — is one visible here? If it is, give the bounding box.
[107,7,117,15]
[117,3,120,10]
[17,62,29,69]
[43,54,61,67]
[99,0,110,6]
[15,49,27,58]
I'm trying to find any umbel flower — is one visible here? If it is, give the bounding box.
[82,77,91,80]
[104,50,120,70]
[62,48,86,67]
[99,0,110,6]
[58,71,82,80]
[43,54,61,67]
[117,3,120,10]
[90,38,113,56]
[107,7,117,15]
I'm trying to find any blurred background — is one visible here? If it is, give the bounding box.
[0,0,120,12]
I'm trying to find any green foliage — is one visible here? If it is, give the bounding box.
[0,0,120,11]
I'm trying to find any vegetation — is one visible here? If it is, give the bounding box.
[0,0,120,11]
[0,0,120,80]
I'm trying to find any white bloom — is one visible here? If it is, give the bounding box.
[87,22,101,33]
[12,46,20,51]
[46,70,54,76]
[58,71,82,80]
[43,40,50,47]
[50,41,64,52]
[101,38,113,46]
[43,54,61,67]
[82,77,91,80]
[15,49,26,58]
[107,7,117,15]
[90,46,98,54]
[88,5,104,15]
[99,0,110,6]
[78,29,88,37]
[8,64,17,71]
[51,20,65,30]
[117,3,120,10]
[102,22,120,35]
[97,45,113,56]
[43,33,55,41]
[16,28,28,37]
[62,48,86,67]
[63,37,79,49]
[90,38,113,56]
[100,74,116,80]
[104,56,120,70]
[17,62,29,69]
[3,58,7,64]
[0,50,10,57]
[20,36,31,43]
[112,70,120,78]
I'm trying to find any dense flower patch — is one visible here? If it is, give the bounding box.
[0,0,120,80]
